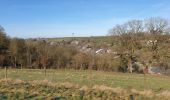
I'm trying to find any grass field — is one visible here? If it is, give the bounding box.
[47,36,116,44]
[0,69,170,91]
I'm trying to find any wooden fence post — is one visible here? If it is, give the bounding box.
[44,67,46,78]
[5,66,7,79]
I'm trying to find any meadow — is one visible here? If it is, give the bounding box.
[0,69,170,99]
[0,69,170,91]
[0,69,170,100]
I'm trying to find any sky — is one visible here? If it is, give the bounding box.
[0,0,170,38]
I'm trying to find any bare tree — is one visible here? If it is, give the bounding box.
[145,17,170,34]
[109,19,145,73]
[109,24,128,36]
[9,38,27,68]
[126,20,143,33]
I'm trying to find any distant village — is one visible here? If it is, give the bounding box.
[33,37,170,75]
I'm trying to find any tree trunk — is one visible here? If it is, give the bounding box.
[128,59,133,73]
[14,57,17,68]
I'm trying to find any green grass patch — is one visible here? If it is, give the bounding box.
[0,69,170,91]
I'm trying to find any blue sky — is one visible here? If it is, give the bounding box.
[0,0,170,38]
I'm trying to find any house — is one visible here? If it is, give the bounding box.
[146,40,157,46]
[49,42,58,46]
[96,49,104,54]
[71,40,79,45]
[148,66,163,75]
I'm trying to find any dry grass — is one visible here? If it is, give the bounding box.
[0,79,169,100]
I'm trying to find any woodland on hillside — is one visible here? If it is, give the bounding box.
[0,17,170,74]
